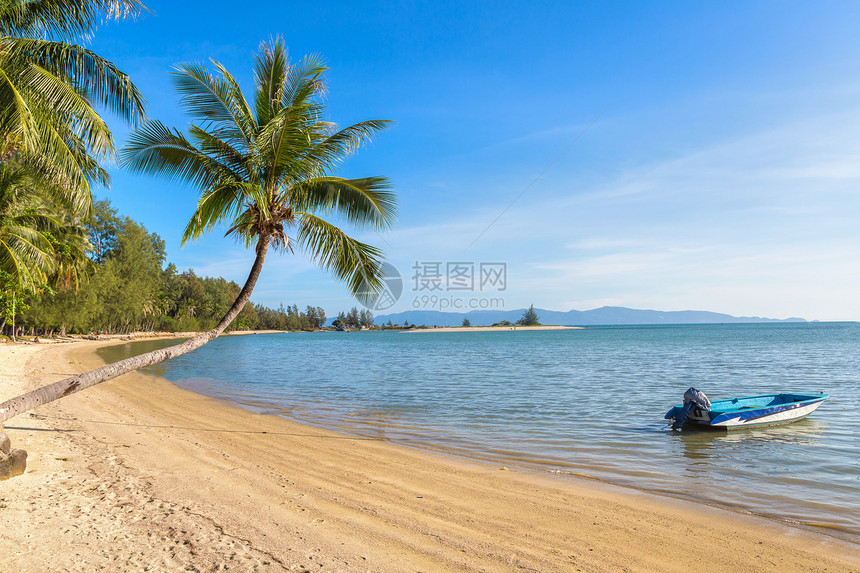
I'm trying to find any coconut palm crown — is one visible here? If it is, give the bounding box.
[0,0,148,213]
[121,37,396,304]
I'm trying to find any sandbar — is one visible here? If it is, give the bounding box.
[403,325,583,333]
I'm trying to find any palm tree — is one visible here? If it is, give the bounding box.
[0,165,58,291]
[0,38,395,428]
[0,162,93,340]
[0,0,147,210]
[44,213,92,292]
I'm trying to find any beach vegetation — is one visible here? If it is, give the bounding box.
[0,161,91,338]
[517,305,540,326]
[359,309,374,327]
[0,0,147,341]
[345,307,361,327]
[462,317,471,327]
[332,306,375,329]
[9,199,328,336]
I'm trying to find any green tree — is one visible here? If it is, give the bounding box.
[358,308,374,328]
[23,199,164,335]
[305,305,326,329]
[44,208,91,292]
[334,311,347,330]
[0,39,395,434]
[0,163,93,338]
[462,317,471,327]
[316,306,326,329]
[518,304,540,326]
[0,0,146,342]
[0,166,57,291]
[346,306,360,327]
[88,199,123,264]
[286,304,301,331]
[0,270,42,339]
[93,214,165,332]
[235,299,258,331]
[0,0,146,207]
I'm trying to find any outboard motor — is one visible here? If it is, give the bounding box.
[671,387,711,430]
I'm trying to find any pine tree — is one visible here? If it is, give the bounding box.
[518,305,540,326]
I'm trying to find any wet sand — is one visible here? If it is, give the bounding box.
[1,340,857,572]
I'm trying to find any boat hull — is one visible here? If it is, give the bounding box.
[665,393,828,430]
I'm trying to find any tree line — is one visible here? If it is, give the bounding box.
[5,200,327,337]
[332,307,375,329]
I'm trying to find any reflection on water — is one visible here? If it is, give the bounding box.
[98,324,860,537]
[677,419,827,461]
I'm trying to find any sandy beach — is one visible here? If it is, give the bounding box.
[1,339,858,572]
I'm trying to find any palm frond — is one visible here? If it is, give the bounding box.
[301,119,391,174]
[0,222,57,288]
[0,0,148,40]
[283,53,327,110]
[188,124,248,178]
[18,153,94,216]
[28,108,98,199]
[291,176,396,230]
[181,182,249,244]
[21,57,114,156]
[6,37,146,125]
[253,36,288,125]
[296,213,384,304]
[120,120,237,189]
[0,49,40,149]
[256,106,325,183]
[172,62,254,144]
[211,61,257,141]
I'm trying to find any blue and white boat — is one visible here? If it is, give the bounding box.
[665,388,829,430]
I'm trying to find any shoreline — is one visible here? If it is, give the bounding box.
[1,340,858,571]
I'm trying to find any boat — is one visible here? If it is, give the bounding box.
[665,387,829,430]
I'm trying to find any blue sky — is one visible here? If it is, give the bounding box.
[88,1,860,321]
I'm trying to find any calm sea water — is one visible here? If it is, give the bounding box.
[100,323,860,537]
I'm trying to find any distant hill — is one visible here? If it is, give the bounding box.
[373,306,806,327]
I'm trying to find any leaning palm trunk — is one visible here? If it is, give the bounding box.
[0,237,268,425]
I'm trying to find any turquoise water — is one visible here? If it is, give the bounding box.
[101,323,860,537]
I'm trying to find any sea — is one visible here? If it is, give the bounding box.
[99,322,860,538]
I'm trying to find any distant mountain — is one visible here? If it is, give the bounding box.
[373,306,806,327]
